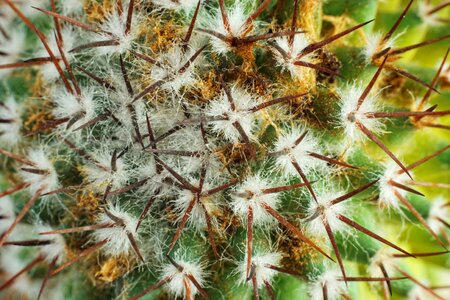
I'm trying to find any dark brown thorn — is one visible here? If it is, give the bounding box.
[154,157,199,192]
[356,122,412,179]
[400,144,450,174]
[196,28,229,42]
[252,273,260,300]
[289,0,300,47]
[183,0,201,46]
[128,104,144,148]
[291,160,318,203]
[0,255,44,290]
[437,217,450,230]
[0,189,43,247]
[184,277,193,300]
[217,0,231,34]
[185,272,210,300]
[155,124,186,143]
[63,138,108,171]
[73,111,112,131]
[125,0,135,35]
[4,2,72,93]
[336,214,413,257]
[355,55,389,111]
[246,205,254,280]
[336,277,406,282]
[418,48,449,111]
[421,122,450,130]
[388,180,424,196]
[40,223,115,235]
[265,264,304,278]
[75,65,116,90]
[340,293,353,300]
[393,250,449,258]
[20,167,49,175]
[366,110,450,118]
[54,31,80,95]
[308,152,357,169]
[203,179,237,196]
[41,184,83,196]
[394,190,447,249]
[261,182,313,194]
[175,115,228,126]
[322,282,328,300]
[293,60,341,76]
[136,194,158,231]
[132,79,165,103]
[300,20,374,57]
[66,112,86,130]
[0,182,30,198]
[120,55,134,95]
[394,267,445,300]
[264,280,276,300]
[323,217,347,286]
[127,231,144,262]
[218,73,236,110]
[129,276,172,300]
[178,45,206,74]
[3,239,52,246]
[383,0,414,42]
[0,58,53,69]
[50,239,108,276]
[386,65,440,93]
[239,30,305,44]
[261,202,333,261]
[32,6,111,35]
[38,256,57,300]
[389,34,450,56]
[200,202,219,259]
[70,39,119,53]
[242,0,271,34]
[379,263,393,296]
[116,0,124,16]
[428,0,450,14]
[146,148,203,157]
[167,197,196,254]
[129,50,163,67]
[25,117,70,136]
[0,148,36,166]
[249,93,306,113]
[108,178,150,197]
[409,180,450,189]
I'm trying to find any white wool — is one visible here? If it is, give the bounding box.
[19,0,47,17]
[378,162,411,210]
[0,29,26,78]
[96,8,140,55]
[92,205,140,257]
[36,226,66,264]
[52,87,97,127]
[427,197,449,233]
[0,196,15,232]
[306,190,348,236]
[18,148,60,195]
[231,175,278,226]
[272,32,316,80]
[36,28,77,82]
[238,252,282,288]
[60,0,85,15]
[418,1,441,26]
[152,0,199,13]
[273,127,325,176]
[338,84,385,142]
[310,270,344,300]
[363,32,397,63]
[369,248,397,276]
[206,86,261,142]
[150,45,200,93]
[161,258,207,298]
[0,97,22,147]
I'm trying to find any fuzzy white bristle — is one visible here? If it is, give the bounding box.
[238,251,282,288]
[161,257,207,298]
[60,0,84,15]
[206,86,261,142]
[306,189,348,236]
[36,226,67,264]
[418,1,441,26]
[273,127,325,176]
[363,32,399,63]
[93,205,140,257]
[338,84,385,142]
[272,32,316,80]
[0,196,15,232]
[369,248,397,277]
[18,147,60,195]
[378,162,411,210]
[152,0,199,13]
[231,175,278,226]
[427,197,449,233]
[310,269,343,300]
[52,87,97,127]
[0,96,22,147]
[0,29,26,78]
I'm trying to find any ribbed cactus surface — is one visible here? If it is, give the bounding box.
[0,0,449,299]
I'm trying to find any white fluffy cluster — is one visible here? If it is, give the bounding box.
[427,197,449,233]
[363,32,397,63]
[368,249,397,277]
[152,0,200,13]
[0,97,22,147]
[378,162,411,210]
[310,269,344,300]
[238,251,282,288]
[0,29,25,78]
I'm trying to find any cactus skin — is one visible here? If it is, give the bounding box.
[0,0,449,299]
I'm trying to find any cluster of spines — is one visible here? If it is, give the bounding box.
[0,0,449,299]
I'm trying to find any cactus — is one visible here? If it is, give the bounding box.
[0,0,449,299]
